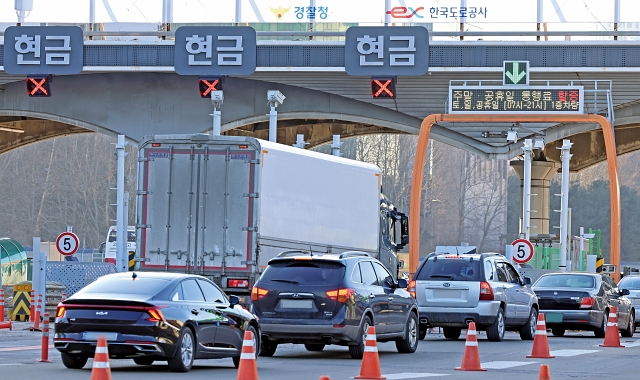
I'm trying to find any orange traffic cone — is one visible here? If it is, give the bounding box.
[455,322,486,371]
[600,306,624,348]
[354,326,386,380]
[236,330,258,380]
[527,313,554,358]
[538,364,551,380]
[320,377,330,380]
[90,336,112,380]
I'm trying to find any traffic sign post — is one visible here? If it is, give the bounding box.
[56,232,79,256]
[511,238,534,264]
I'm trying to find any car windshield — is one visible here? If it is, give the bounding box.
[618,277,640,289]
[534,274,595,288]
[261,261,345,286]
[414,257,481,281]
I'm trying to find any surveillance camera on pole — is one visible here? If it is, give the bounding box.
[211,90,223,136]
[267,90,285,142]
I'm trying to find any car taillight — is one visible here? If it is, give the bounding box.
[479,281,494,301]
[408,280,416,299]
[56,305,66,318]
[251,287,268,301]
[146,307,165,322]
[580,297,595,309]
[326,288,356,303]
[228,279,249,288]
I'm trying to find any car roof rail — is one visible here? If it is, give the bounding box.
[480,252,502,260]
[338,251,371,259]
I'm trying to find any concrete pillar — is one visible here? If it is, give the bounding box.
[510,160,560,236]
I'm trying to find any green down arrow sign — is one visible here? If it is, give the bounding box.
[503,61,529,85]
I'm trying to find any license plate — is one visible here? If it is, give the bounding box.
[433,289,461,298]
[545,313,563,323]
[280,299,313,309]
[84,332,118,341]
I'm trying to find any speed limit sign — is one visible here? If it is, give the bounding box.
[511,238,534,264]
[56,232,79,256]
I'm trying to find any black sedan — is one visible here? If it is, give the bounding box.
[532,272,635,338]
[54,272,260,372]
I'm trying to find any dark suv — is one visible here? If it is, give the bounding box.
[251,251,419,359]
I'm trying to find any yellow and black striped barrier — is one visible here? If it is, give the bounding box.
[11,282,31,321]
[128,251,135,271]
[596,256,604,273]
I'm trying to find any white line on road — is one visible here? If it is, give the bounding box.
[352,373,449,379]
[623,340,640,347]
[480,361,536,369]
[550,349,601,356]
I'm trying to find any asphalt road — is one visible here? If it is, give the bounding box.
[1,323,639,380]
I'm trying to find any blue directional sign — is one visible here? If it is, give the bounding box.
[3,26,84,75]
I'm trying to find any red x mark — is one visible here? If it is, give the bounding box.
[28,77,48,96]
[200,79,219,96]
[373,79,393,97]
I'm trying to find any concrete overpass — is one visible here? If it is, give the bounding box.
[2,34,640,171]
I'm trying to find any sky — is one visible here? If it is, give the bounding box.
[1,0,640,26]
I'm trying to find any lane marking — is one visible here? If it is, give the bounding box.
[480,361,535,369]
[622,340,640,348]
[352,374,449,379]
[550,349,601,356]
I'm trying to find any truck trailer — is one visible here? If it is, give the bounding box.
[136,134,408,299]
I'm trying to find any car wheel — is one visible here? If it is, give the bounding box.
[259,340,278,357]
[443,327,462,340]
[349,315,372,359]
[133,357,155,365]
[621,310,635,338]
[486,308,505,342]
[519,308,538,340]
[419,327,427,340]
[594,311,608,338]
[304,344,325,352]
[395,312,419,353]
[60,353,88,369]
[551,328,565,337]
[167,327,195,372]
[234,325,260,368]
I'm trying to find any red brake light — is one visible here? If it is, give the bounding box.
[479,281,494,301]
[408,280,416,299]
[326,288,356,303]
[580,297,595,309]
[251,287,268,301]
[146,307,165,322]
[228,279,249,288]
[444,255,462,259]
[151,143,161,147]
[239,145,249,149]
[56,305,66,318]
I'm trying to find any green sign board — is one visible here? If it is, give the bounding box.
[503,61,529,85]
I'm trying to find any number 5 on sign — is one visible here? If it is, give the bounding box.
[56,232,79,256]
[511,238,534,264]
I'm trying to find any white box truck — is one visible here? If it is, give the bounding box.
[135,134,408,299]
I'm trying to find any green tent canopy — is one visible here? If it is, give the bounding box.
[0,238,28,285]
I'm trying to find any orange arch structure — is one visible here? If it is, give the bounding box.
[409,114,620,282]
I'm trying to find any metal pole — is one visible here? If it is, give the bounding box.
[460,0,467,40]
[39,252,46,307]
[614,0,620,40]
[385,0,390,25]
[212,108,221,136]
[269,106,277,142]
[235,0,242,24]
[293,134,307,148]
[559,139,572,272]
[331,135,342,157]
[89,0,95,36]
[537,0,543,41]
[116,135,126,273]
[122,192,129,272]
[31,237,40,301]
[522,139,533,240]
[580,226,584,272]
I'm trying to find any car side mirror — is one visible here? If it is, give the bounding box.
[229,295,240,308]
[397,278,408,289]
[621,288,630,296]
[522,277,532,285]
